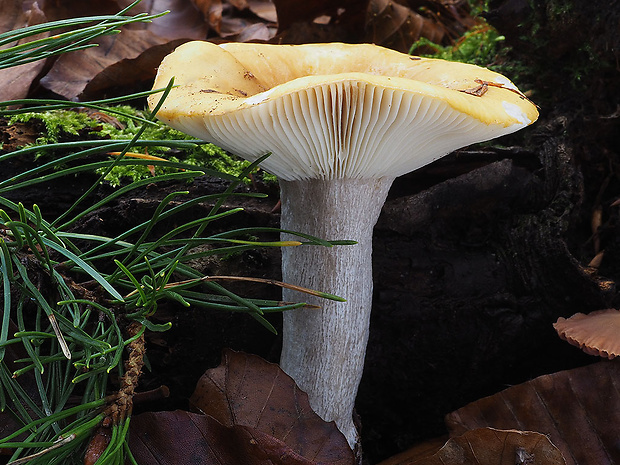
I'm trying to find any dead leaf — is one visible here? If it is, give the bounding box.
[377,429,564,465]
[192,0,224,34]
[221,19,274,41]
[366,0,445,53]
[377,428,563,465]
[425,428,564,465]
[445,361,620,465]
[228,0,248,9]
[0,1,49,101]
[190,349,354,464]
[129,410,344,465]
[116,0,209,40]
[272,0,369,42]
[35,0,207,100]
[248,0,277,23]
[39,30,169,100]
[79,39,188,100]
[375,436,448,465]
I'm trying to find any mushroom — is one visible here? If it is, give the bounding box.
[554,309,620,359]
[148,41,539,450]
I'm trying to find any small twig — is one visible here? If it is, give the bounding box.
[83,322,146,465]
[106,321,145,423]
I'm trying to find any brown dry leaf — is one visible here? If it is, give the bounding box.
[384,428,564,465]
[366,0,445,53]
[37,0,207,100]
[554,309,620,359]
[190,349,354,464]
[43,0,207,40]
[192,0,224,34]
[220,17,274,41]
[39,29,171,100]
[272,0,369,42]
[376,436,448,465]
[228,0,248,9]
[445,361,620,465]
[130,410,340,465]
[78,39,188,100]
[118,0,209,41]
[248,0,277,23]
[0,1,49,101]
[193,0,277,40]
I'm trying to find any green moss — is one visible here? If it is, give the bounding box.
[9,110,101,145]
[409,24,507,68]
[9,106,274,187]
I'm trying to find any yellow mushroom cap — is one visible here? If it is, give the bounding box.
[149,41,538,181]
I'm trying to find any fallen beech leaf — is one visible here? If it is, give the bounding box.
[213,0,276,40]
[366,0,445,53]
[272,0,369,36]
[37,0,207,100]
[130,410,332,465]
[554,309,620,359]
[44,0,207,41]
[423,428,564,465]
[39,30,170,100]
[229,0,248,9]
[41,0,119,21]
[377,429,564,465]
[221,20,274,41]
[375,436,448,465]
[248,0,277,23]
[378,428,564,465]
[117,0,209,41]
[0,1,49,101]
[193,0,224,34]
[79,39,188,100]
[190,349,354,464]
[446,361,620,465]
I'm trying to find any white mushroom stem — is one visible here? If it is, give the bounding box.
[279,176,394,449]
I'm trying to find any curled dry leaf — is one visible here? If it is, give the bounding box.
[272,0,369,43]
[0,1,48,101]
[273,0,368,32]
[39,30,171,100]
[78,39,188,100]
[189,349,354,464]
[129,350,354,464]
[554,309,620,359]
[121,0,209,41]
[130,410,342,465]
[366,0,445,53]
[446,361,620,465]
[225,21,274,41]
[192,0,223,34]
[248,0,277,23]
[37,0,208,100]
[397,428,565,465]
[365,0,476,53]
[193,0,276,41]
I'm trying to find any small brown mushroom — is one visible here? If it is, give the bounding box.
[554,309,620,359]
